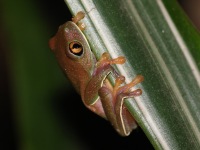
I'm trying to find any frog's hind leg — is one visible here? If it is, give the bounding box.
[115,75,144,135]
[99,75,144,136]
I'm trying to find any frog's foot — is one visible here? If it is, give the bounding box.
[72,11,85,23]
[113,75,144,98]
[72,11,86,31]
[113,75,144,136]
[77,22,86,31]
[98,75,144,136]
[97,52,126,67]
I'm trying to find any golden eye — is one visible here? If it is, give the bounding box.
[69,41,83,56]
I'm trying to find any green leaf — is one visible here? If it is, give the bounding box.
[65,0,200,149]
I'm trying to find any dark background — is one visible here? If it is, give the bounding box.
[1,0,199,150]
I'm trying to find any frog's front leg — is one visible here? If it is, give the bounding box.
[83,52,125,117]
[99,75,144,136]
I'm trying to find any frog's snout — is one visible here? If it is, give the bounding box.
[49,36,56,52]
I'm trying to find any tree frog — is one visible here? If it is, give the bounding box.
[49,11,144,136]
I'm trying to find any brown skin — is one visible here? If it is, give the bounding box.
[49,12,144,136]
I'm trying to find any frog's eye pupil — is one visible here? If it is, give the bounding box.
[69,41,83,56]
